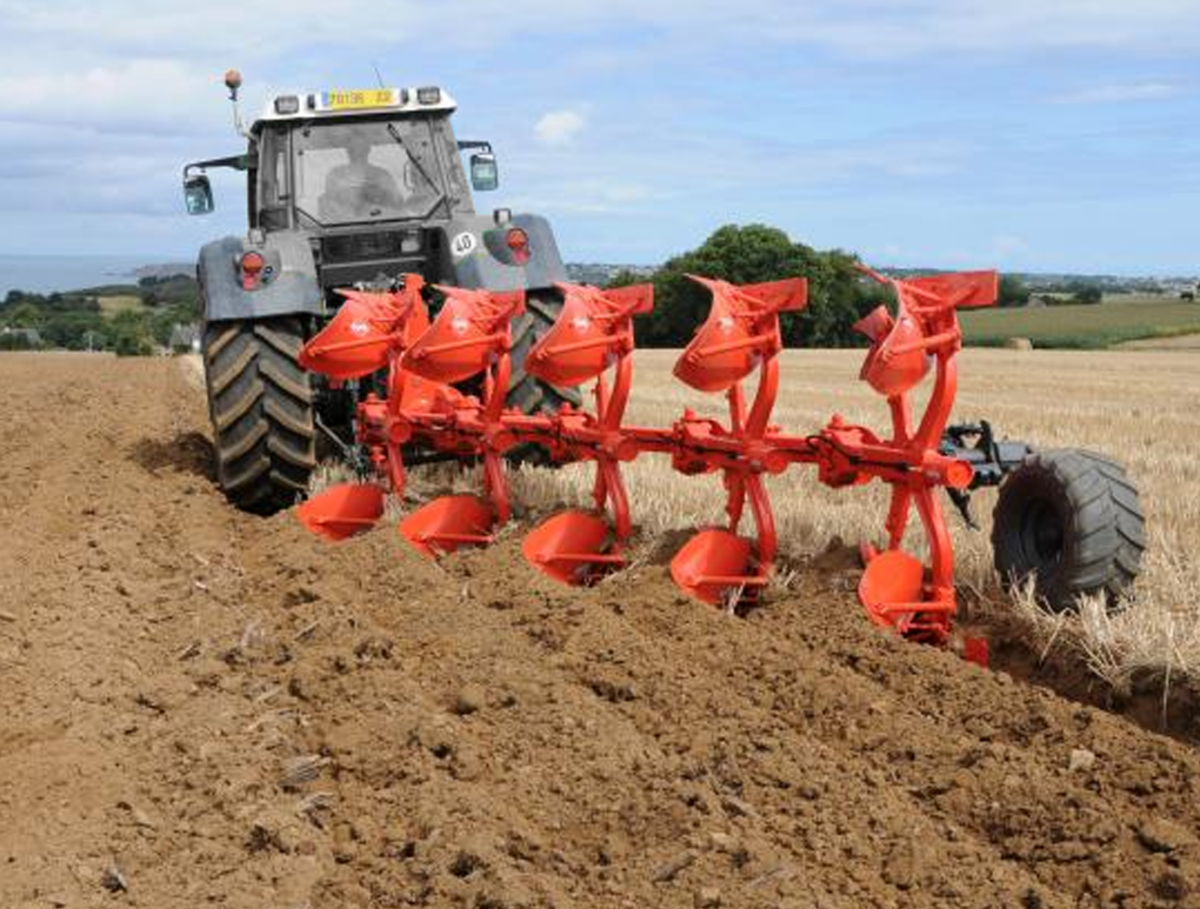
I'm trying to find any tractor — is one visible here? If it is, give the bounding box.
[183,71,574,513]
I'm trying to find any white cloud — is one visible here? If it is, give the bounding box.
[504,178,654,215]
[534,109,586,146]
[1050,81,1182,104]
[696,0,1200,58]
[0,58,223,132]
[6,0,1198,62]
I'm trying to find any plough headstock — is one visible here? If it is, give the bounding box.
[297,267,998,655]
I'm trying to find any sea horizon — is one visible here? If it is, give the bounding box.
[0,253,187,298]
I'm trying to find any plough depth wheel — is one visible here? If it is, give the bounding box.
[992,449,1145,610]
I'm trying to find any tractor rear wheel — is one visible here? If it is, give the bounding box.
[507,288,581,416]
[505,289,581,462]
[992,449,1145,612]
[203,316,317,513]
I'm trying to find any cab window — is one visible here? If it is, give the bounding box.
[257,127,291,230]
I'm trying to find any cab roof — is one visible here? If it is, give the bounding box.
[251,86,457,130]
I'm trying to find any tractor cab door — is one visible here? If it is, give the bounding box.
[255,127,291,231]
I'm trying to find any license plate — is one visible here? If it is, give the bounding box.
[323,88,399,111]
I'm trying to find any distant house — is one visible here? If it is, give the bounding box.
[0,327,43,349]
[168,323,201,353]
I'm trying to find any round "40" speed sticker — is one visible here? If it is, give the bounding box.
[450,231,478,259]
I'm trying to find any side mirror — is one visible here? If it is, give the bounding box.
[469,152,499,192]
[183,174,214,215]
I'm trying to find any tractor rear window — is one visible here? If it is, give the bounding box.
[292,120,443,225]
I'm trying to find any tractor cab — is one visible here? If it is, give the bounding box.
[188,85,495,222]
[183,74,525,291]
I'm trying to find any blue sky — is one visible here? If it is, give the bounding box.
[0,0,1196,274]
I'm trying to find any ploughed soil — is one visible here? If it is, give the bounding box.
[2,351,1199,909]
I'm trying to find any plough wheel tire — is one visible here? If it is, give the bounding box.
[203,316,317,514]
[506,289,581,464]
[992,449,1145,612]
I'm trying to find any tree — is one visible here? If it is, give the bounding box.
[633,224,882,348]
[109,310,153,356]
[150,304,197,346]
[997,275,1031,308]
[3,302,42,328]
[40,311,107,349]
[1069,284,1103,306]
[0,331,37,351]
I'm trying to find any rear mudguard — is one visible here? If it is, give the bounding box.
[434,213,566,292]
[198,231,323,322]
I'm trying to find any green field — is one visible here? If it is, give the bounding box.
[96,294,146,315]
[960,295,1200,349]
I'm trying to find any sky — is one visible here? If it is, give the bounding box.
[0,0,1197,274]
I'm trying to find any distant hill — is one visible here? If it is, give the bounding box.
[135,263,195,281]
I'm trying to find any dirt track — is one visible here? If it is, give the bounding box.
[2,351,1199,908]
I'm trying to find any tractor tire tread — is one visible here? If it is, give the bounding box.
[209,342,257,398]
[204,316,316,514]
[1075,451,1147,594]
[992,447,1143,613]
[212,377,263,432]
[204,321,241,359]
[505,289,581,463]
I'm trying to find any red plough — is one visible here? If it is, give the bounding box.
[297,268,999,651]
